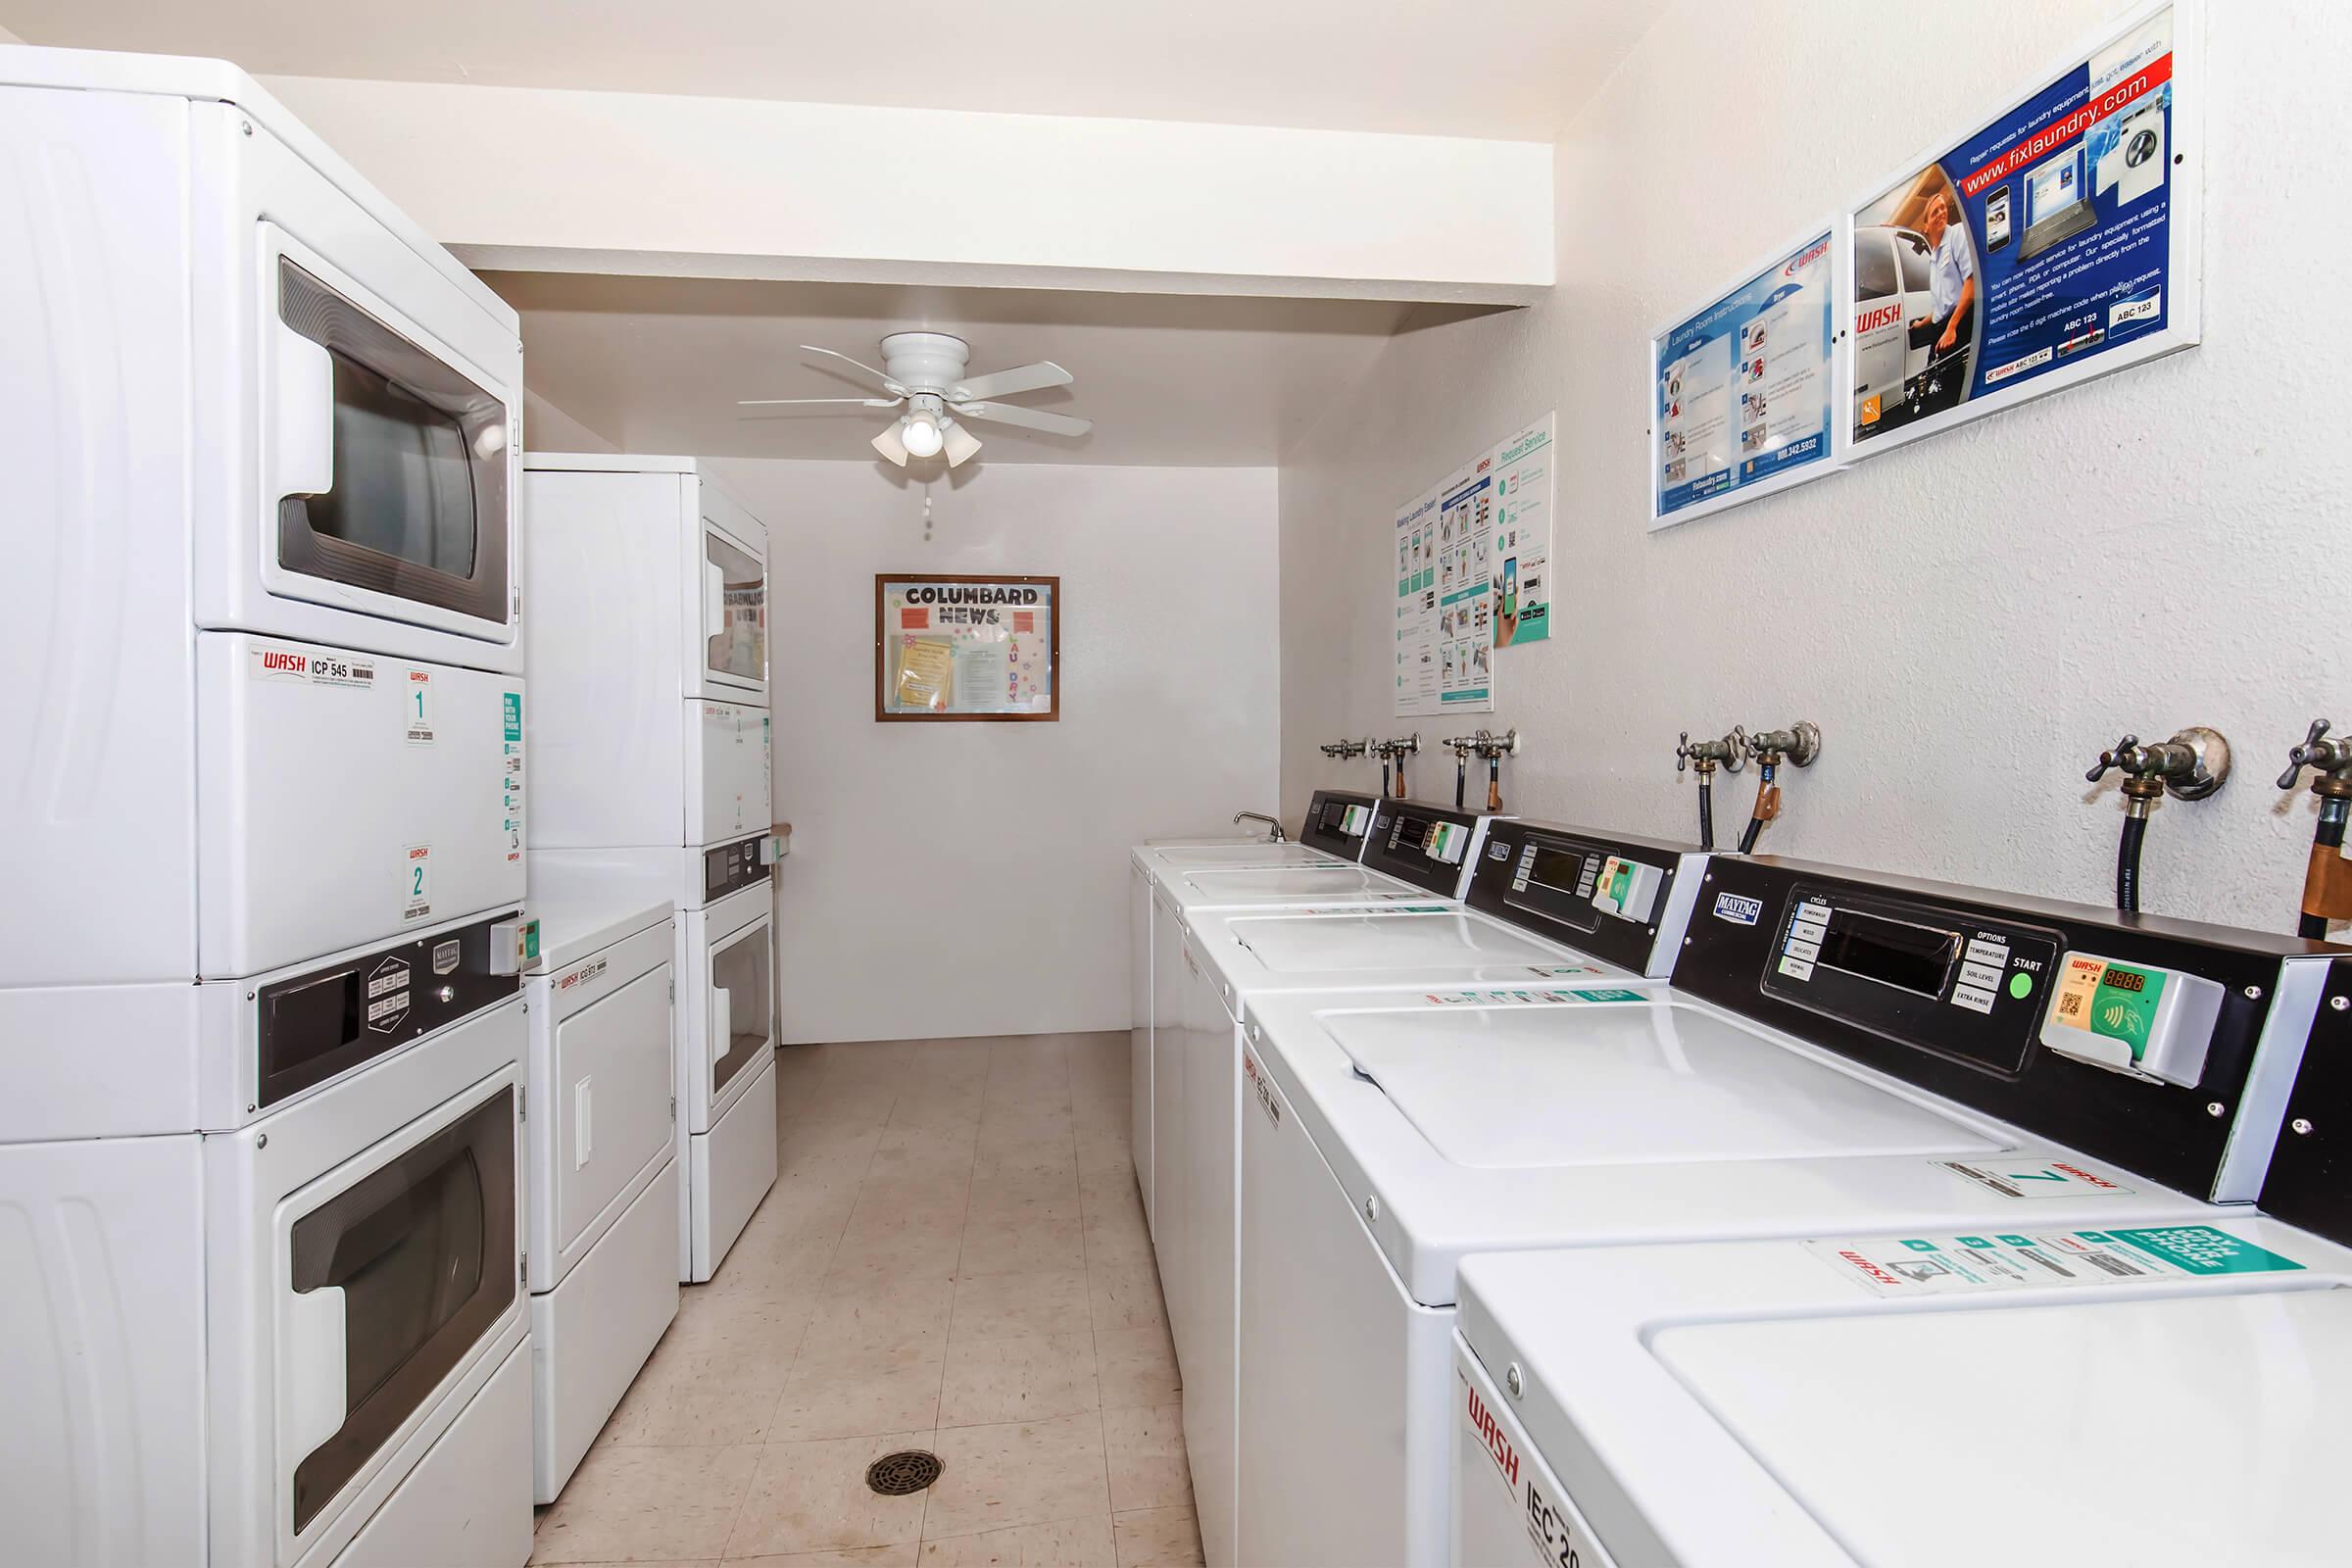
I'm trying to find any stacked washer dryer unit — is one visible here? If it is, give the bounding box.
[517,880,681,1501]
[522,455,781,1283]
[1233,820,2335,1567]
[0,49,535,1568]
[1447,951,2352,1568]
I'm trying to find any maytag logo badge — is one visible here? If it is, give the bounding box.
[1713,892,1763,926]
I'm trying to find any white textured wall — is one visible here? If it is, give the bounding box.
[711,460,1281,1043]
[520,388,617,454]
[1281,0,2345,933]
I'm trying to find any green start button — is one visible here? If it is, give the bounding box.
[2008,971,2033,1000]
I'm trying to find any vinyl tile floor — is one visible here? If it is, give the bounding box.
[530,1031,1202,1567]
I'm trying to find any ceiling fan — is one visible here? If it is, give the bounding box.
[738,331,1092,467]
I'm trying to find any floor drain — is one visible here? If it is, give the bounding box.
[865,1450,944,1495]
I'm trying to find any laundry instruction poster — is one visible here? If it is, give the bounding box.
[1652,232,1835,526]
[1848,5,2189,451]
[1393,413,1555,716]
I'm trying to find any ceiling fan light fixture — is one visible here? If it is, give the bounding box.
[902,415,945,460]
[941,418,982,467]
[871,421,910,466]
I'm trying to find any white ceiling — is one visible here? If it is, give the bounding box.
[4,0,1664,140]
[487,273,1495,466]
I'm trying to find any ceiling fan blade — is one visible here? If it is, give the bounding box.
[870,420,910,467]
[802,344,907,397]
[735,397,903,408]
[951,401,1092,437]
[942,419,983,467]
[949,361,1073,402]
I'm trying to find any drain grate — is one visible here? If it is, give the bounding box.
[865,1450,944,1496]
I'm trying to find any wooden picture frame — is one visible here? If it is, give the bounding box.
[873,573,1061,722]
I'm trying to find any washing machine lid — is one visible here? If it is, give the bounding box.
[1225,906,1563,973]
[1171,863,1420,905]
[1330,1001,1994,1169]
[1453,1218,2351,1567]
[1147,843,1336,869]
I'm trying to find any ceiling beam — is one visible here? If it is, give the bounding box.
[259,74,1552,305]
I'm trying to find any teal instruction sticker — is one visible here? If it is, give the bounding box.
[2101,1226,2307,1277]
[503,692,523,742]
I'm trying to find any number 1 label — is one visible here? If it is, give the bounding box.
[405,669,436,746]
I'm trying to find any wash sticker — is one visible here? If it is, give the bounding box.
[404,668,435,745]
[249,644,374,689]
[402,843,432,922]
[1422,987,1649,1006]
[1244,1052,1281,1128]
[1941,1158,2134,1199]
[1809,1224,2304,1298]
[503,693,526,861]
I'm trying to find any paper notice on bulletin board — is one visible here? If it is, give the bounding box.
[1847,4,2194,454]
[1393,412,1554,716]
[877,576,1058,720]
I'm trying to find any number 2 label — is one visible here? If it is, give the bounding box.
[403,843,432,920]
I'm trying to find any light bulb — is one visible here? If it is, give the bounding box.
[902,416,944,459]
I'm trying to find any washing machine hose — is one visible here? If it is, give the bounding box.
[2116,812,2148,914]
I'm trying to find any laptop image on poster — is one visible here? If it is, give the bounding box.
[2016,146,2096,261]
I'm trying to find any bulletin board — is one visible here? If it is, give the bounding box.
[874,574,1059,721]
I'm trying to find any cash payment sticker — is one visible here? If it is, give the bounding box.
[1809,1225,2304,1298]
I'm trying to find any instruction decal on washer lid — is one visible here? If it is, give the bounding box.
[1809,1224,2306,1298]
[1244,1052,1281,1128]
[403,668,434,745]
[249,645,375,689]
[1424,986,1647,1006]
[1941,1158,2134,1199]
[557,956,609,993]
[403,843,432,921]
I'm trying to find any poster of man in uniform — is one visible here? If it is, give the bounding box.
[1850,4,2191,449]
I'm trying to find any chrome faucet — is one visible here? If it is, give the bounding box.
[1233,810,1286,843]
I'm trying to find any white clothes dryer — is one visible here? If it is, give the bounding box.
[522,887,681,1501]
[1232,843,2335,1568]
[0,990,531,1568]
[532,848,780,1284]
[1451,1208,2350,1568]
[522,455,770,854]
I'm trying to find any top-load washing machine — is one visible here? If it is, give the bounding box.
[1159,814,1699,1567]
[1451,959,2352,1568]
[1130,789,1386,1226]
[1231,834,2336,1567]
[1,49,526,1004]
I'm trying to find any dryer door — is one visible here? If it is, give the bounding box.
[279,1079,518,1541]
[707,913,775,1123]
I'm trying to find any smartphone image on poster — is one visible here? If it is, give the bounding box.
[1985,184,2013,252]
[1500,557,1518,619]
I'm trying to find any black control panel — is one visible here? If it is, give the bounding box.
[705,832,774,903]
[257,908,523,1109]
[2258,957,2352,1248]
[1467,819,1697,976]
[1674,855,2328,1201]
[1361,796,1490,896]
[1298,789,1380,860]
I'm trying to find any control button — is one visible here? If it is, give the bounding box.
[2008,971,2034,1000]
[1959,959,2007,992]
[1783,937,1822,962]
[1787,917,1828,946]
[1950,984,1997,1014]
[1965,937,2011,968]
[1777,956,1815,981]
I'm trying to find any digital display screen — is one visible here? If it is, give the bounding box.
[1392,812,1441,853]
[2028,150,2082,222]
[2101,965,2148,994]
[269,970,363,1074]
[1525,844,1589,895]
[1814,908,1961,999]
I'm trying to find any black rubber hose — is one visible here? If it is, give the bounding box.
[2117,812,2148,913]
[1697,778,1715,852]
[2302,803,2347,940]
[1454,759,1467,810]
[1738,813,1764,855]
